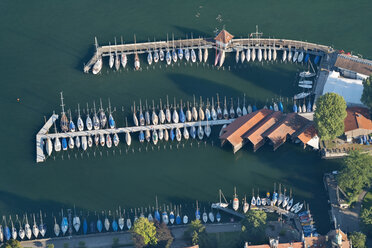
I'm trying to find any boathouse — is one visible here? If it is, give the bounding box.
[214,29,234,49]
[220,109,318,153]
[334,54,372,79]
[344,107,372,141]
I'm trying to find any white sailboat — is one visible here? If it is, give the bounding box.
[236,98,242,117]
[147,48,153,65]
[172,98,179,123]
[159,99,166,124]
[81,136,87,151]
[176,127,182,142]
[299,71,316,78]
[246,48,251,62]
[198,46,203,63]
[134,35,140,70]
[125,118,132,146]
[216,94,222,120]
[68,137,75,149]
[158,128,164,140]
[258,47,262,62]
[263,47,267,61]
[153,40,159,63]
[32,214,39,238]
[92,102,100,130]
[159,48,164,62]
[243,196,249,213]
[241,49,246,63]
[99,99,107,128]
[235,50,239,64]
[218,50,225,67]
[282,49,287,62]
[288,48,293,62]
[114,39,120,71]
[152,129,158,145]
[88,135,93,147]
[293,50,299,63]
[75,136,81,149]
[164,128,169,141]
[252,47,256,61]
[100,134,105,147]
[191,48,196,63]
[18,218,25,240]
[145,100,151,125]
[211,97,217,121]
[108,42,114,68]
[24,214,32,239]
[85,103,93,131]
[204,119,211,137]
[166,96,171,123]
[203,48,208,62]
[46,137,53,156]
[121,37,127,68]
[205,99,211,120]
[10,217,17,240]
[139,100,145,126]
[198,96,205,121]
[183,126,189,140]
[197,122,204,140]
[242,94,248,115]
[133,101,139,127]
[298,51,304,63]
[223,97,228,119]
[152,100,159,125]
[118,207,125,230]
[192,95,198,121]
[268,47,272,61]
[76,104,84,131]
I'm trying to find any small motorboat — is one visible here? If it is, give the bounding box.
[208,211,215,223]
[299,71,316,78]
[183,215,188,224]
[298,51,304,62]
[294,92,311,100]
[293,51,299,62]
[169,211,175,225]
[202,209,208,223]
[216,212,221,222]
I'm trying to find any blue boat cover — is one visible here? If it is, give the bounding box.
[293,104,298,113]
[155,211,161,222]
[252,105,257,112]
[279,102,284,112]
[97,220,103,232]
[179,110,185,123]
[307,101,312,112]
[170,129,175,141]
[195,210,200,220]
[62,138,67,148]
[5,226,10,241]
[314,56,320,65]
[269,105,273,110]
[304,54,310,63]
[83,219,88,234]
[176,215,181,225]
[112,220,118,232]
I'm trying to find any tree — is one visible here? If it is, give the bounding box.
[131,217,158,248]
[349,232,366,248]
[361,76,372,109]
[154,222,173,248]
[240,210,267,244]
[47,244,55,248]
[184,220,208,247]
[0,240,22,248]
[338,150,372,201]
[361,207,372,237]
[314,92,347,140]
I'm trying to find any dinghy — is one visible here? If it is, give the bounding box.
[300,71,316,78]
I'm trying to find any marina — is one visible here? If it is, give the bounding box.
[0,184,315,243]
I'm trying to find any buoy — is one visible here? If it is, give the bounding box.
[17,98,20,102]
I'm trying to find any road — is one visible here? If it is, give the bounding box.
[20,223,242,248]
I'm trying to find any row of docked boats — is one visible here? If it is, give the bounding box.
[233,46,319,65]
[212,185,304,215]
[0,211,47,242]
[293,98,316,113]
[91,40,322,74]
[45,93,286,157]
[298,210,318,237]
[0,199,224,241]
[92,38,208,74]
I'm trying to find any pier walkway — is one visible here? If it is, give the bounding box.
[84,36,333,73]
[36,114,234,163]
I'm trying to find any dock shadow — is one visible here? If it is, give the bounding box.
[172,25,211,39]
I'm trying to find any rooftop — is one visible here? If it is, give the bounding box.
[344,107,372,132]
[335,54,372,76]
[214,29,234,44]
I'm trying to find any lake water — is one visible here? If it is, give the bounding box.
[0,0,371,235]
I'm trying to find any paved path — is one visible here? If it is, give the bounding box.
[20,223,241,248]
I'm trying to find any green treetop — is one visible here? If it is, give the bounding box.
[361,76,372,109]
[314,92,347,141]
[131,217,158,247]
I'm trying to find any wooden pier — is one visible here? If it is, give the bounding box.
[84,33,333,73]
[36,114,234,163]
